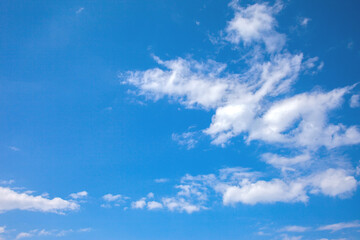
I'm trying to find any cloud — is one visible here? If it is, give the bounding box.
[69,191,88,199]
[317,221,360,232]
[134,167,357,210]
[122,0,360,211]
[172,131,198,149]
[15,228,91,239]
[222,178,308,205]
[131,198,146,209]
[123,0,360,151]
[101,193,129,208]
[0,180,14,185]
[350,94,360,108]
[280,225,310,232]
[76,7,84,14]
[147,201,163,210]
[281,234,303,240]
[162,197,202,214]
[154,178,169,183]
[300,17,311,26]
[225,1,285,52]
[8,146,20,151]
[261,153,311,171]
[16,232,32,240]
[0,226,5,234]
[102,193,126,202]
[0,186,79,214]
[308,168,357,197]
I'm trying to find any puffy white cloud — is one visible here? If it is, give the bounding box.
[162,197,202,214]
[131,198,146,209]
[102,193,126,202]
[0,186,79,214]
[308,168,357,197]
[0,226,5,234]
[225,1,285,52]
[69,191,88,199]
[222,179,308,205]
[147,201,163,210]
[317,221,360,232]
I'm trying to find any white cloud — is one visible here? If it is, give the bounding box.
[308,168,357,197]
[162,197,202,214]
[0,226,5,234]
[102,193,126,202]
[147,201,163,210]
[131,198,146,209]
[222,179,308,205]
[69,191,88,199]
[122,0,360,211]
[154,178,169,183]
[300,17,311,26]
[8,146,20,151]
[76,7,84,14]
[225,1,285,52]
[172,131,198,149]
[262,153,311,171]
[318,221,360,232]
[280,225,310,232]
[0,186,79,214]
[0,180,14,185]
[281,234,303,240]
[123,1,360,151]
[350,94,360,108]
[15,228,91,239]
[16,232,32,240]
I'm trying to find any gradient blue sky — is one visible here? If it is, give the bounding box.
[1,0,360,240]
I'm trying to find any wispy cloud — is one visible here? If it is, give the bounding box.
[318,221,360,232]
[76,7,84,14]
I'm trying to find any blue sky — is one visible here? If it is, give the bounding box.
[1,0,360,239]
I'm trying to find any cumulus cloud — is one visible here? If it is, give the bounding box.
[147,201,163,210]
[69,191,88,199]
[101,193,129,208]
[0,186,79,214]
[225,1,285,52]
[317,221,360,232]
[131,198,147,209]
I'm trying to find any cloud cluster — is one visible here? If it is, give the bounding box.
[123,1,359,150]
[122,0,360,214]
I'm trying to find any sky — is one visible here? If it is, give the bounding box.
[1,0,360,239]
